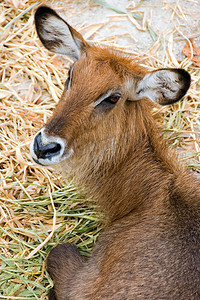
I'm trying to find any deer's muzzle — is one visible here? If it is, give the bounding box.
[30,127,73,166]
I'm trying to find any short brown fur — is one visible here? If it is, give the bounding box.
[32,6,200,300]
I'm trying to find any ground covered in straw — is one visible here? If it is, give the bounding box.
[0,0,200,299]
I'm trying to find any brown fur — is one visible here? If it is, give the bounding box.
[33,6,200,300]
[47,51,200,299]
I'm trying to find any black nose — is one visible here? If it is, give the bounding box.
[34,132,62,160]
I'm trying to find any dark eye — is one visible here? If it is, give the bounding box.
[64,77,70,89]
[103,93,121,105]
[64,66,73,89]
[94,92,121,112]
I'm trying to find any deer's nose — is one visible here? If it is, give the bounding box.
[30,127,73,166]
[34,132,62,160]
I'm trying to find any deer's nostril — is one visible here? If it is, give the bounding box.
[34,132,62,160]
[41,142,61,158]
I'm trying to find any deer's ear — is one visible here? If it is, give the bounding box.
[35,6,89,61]
[135,69,191,105]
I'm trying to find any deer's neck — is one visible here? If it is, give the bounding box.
[86,140,178,222]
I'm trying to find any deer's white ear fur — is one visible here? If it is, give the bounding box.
[135,69,191,105]
[35,6,88,61]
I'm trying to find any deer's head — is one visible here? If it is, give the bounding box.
[30,6,190,167]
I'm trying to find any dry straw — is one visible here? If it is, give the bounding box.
[0,0,200,298]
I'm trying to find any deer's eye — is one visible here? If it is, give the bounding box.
[64,65,73,89]
[92,91,121,112]
[64,77,70,89]
[103,93,121,105]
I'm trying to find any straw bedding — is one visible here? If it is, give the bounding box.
[0,0,199,298]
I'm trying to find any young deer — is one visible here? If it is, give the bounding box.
[30,6,200,300]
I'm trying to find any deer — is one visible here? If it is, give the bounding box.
[30,5,200,300]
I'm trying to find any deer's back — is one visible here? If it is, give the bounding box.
[70,176,200,300]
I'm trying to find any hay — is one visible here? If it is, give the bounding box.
[0,0,200,298]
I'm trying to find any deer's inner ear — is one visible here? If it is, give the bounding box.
[135,68,191,105]
[34,6,89,61]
